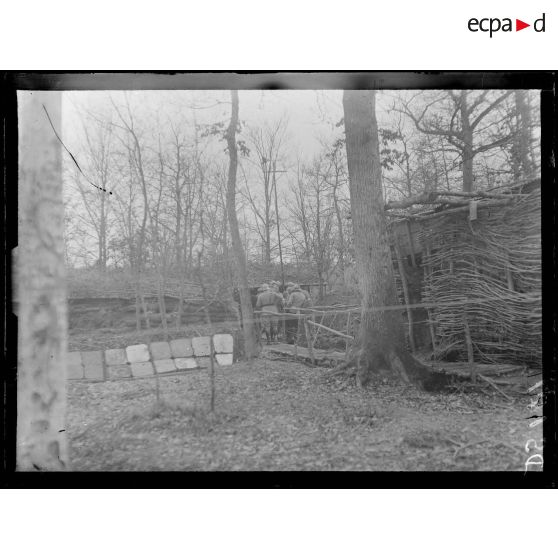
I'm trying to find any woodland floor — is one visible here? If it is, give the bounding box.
[66,354,541,471]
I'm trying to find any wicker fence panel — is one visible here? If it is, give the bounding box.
[419,190,541,368]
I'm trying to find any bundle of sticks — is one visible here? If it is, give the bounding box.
[418,188,541,369]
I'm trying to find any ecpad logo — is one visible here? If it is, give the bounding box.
[468,13,546,37]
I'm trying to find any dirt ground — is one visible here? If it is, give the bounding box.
[66,356,541,471]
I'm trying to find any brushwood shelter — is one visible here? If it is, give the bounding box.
[384,176,541,369]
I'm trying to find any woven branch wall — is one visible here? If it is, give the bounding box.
[418,189,541,368]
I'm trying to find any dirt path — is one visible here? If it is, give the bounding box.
[67,359,540,471]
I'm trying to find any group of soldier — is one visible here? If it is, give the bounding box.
[254,281,312,344]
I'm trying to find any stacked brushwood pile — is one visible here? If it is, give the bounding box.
[64,269,237,330]
[412,180,541,369]
[66,269,202,300]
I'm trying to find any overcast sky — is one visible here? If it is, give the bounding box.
[62,90,339,156]
[60,89,406,166]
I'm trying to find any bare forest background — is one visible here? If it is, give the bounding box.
[61,89,540,330]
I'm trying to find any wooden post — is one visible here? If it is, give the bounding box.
[293,312,299,359]
[405,220,417,267]
[134,289,141,331]
[345,312,352,360]
[506,259,515,291]
[424,244,437,353]
[17,91,69,470]
[427,315,438,354]
[157,277,169,340]
[462,314,476,383]
[140,293,150,329]
[393,241,417,353]
[312,311,324,346]
[209,336,215,412]
[303,316,316,365]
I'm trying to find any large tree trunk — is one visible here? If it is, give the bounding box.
[225,91,260,359]
[17,91,69,470]
[514,90,535,177]
[460,92,475,193]
[342,90,436,389]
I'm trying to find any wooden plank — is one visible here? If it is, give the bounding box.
[345,312,352,359]
[393,240,417,353]
[312,312,325,345]
[405,220,417,266]
[263,343,346,364]
[429,361,523,376]
[424,244,438,353]
[417,359,529,380]
[462,315,477,383]
[306,320,354,340]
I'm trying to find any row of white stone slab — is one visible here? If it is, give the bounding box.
[67,334,234,381]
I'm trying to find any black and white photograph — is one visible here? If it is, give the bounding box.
[3,0,558,553]
[8,73,551,475]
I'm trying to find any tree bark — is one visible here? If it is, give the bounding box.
[514,90,535,178]
[460,93,474,192]
[17,91,69,470]
[342,90,435,389]
[225,91,260,358]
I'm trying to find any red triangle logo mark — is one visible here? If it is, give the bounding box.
[516,19,530,31]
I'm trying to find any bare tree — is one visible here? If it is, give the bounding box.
[243,117,288,264]
[226,91,259,358]
[396,90,515,192]
[162,121,193,327]
[285,159,312,265]
[110,94,152,329]
[81,114,115,270]
[322,140,350,277]
[63,112,116,270]
[300,156,336,298]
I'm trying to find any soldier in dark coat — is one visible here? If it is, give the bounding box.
[287,284,312,309]
[284,284,312,344]
[255,284,283,343]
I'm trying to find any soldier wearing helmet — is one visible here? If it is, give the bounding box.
[255,283,283,344]
[284,284,312,344]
